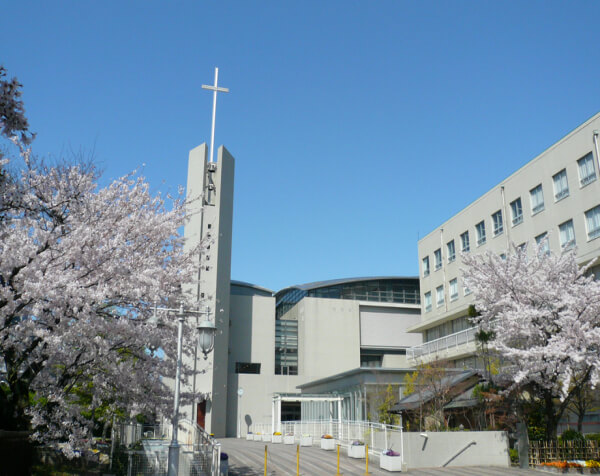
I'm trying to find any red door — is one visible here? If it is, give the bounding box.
[197,401,206,429]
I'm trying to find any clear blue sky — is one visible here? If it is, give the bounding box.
[3,1,600,292]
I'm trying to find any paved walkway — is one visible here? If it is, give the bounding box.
[219,438,545,476]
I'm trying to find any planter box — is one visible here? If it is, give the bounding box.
[246,434,253,441]
[253,434,262,441]
[262,435,272,442]
[320,438,335,450]
[348,444,366,459]
[272,435,283,444]
[300,436,313,447]
[284,435,295,445]
[379,454,403,472]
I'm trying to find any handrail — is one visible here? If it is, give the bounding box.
[249,418,403,457]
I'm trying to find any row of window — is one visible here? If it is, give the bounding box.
[422,151,598,277]
[423,277,467,312]
[423,205,600,312]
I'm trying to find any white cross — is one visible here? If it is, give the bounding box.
[202,67,230,163]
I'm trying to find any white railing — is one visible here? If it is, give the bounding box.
[249,419,403,456]
[407,326,479,361]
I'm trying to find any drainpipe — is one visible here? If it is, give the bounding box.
[594,130,600,172]
[501,185,510,249]
[440,228,448,312]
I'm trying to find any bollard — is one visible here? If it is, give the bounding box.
[365,443,369,475]
[336,444,341,475]
[264,445,267,476]
[296,444,300,476]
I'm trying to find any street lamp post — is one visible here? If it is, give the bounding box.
[154,304,217,476]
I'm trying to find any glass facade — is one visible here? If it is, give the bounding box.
[275,278,420,319]
[275,320,298,375]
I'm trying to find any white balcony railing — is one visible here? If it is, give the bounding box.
[407,326,479,361]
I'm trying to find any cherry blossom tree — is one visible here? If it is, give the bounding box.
[0,68,203,463]
[462,243,600,439]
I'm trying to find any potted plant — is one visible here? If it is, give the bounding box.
[283,432,295,445]
[380,449,402,471]
[348,440,366,459]
[272,431,283,444]
[253,432,262,441]
[320,434,335,451]
[262,432,272,442]
[246,432,253,441]
[300,434,313,446]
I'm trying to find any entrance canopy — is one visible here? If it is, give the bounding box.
[272,393,344,434]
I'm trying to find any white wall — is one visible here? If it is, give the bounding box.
[299,298,361,379]
[386,431,510,469]
[360,305,421,348]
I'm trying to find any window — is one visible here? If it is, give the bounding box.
[360,352,383,368]
[510,198,523,226]
[235,362,261,374]
[447,240,456,263]
[460,231,470,252]
[475,221,486,246]
[553,169,569,201]
[535,232,549,255]
[559,219,576,250]
[585,205,600,240]
[463,279,472,296]
[492,210,503,236]
[530,184,545,215]
[436,285,444,307]
[424,291,432,312]
[422,256,430,277]
[578,152,597,186]
[434,248,442,270]
[449,278,458,301]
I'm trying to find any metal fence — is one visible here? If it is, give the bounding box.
[250,419,403,456]
[112,421,221,476]
[529,440,600,466]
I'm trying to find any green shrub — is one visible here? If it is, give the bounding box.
[528,426,546,441]
[560,429,585,441]
[509,448,519,464]
[585,433,600,443]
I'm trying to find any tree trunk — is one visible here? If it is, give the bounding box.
[544,391,559,440]
[0,430,34,476]
[577,411,584,434]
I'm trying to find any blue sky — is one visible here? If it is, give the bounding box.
[3,1,600,292]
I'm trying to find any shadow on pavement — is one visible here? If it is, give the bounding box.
[229,464,272,476]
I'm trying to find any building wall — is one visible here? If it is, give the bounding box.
[360,304,421,348]
[412,112,600,364]
[298,297,361,379]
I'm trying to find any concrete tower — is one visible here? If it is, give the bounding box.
[183,143,235,437]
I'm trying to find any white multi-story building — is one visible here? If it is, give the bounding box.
[407,112,600,368]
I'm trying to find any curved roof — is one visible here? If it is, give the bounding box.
[276,276,418,297]
[230,280,274,296]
